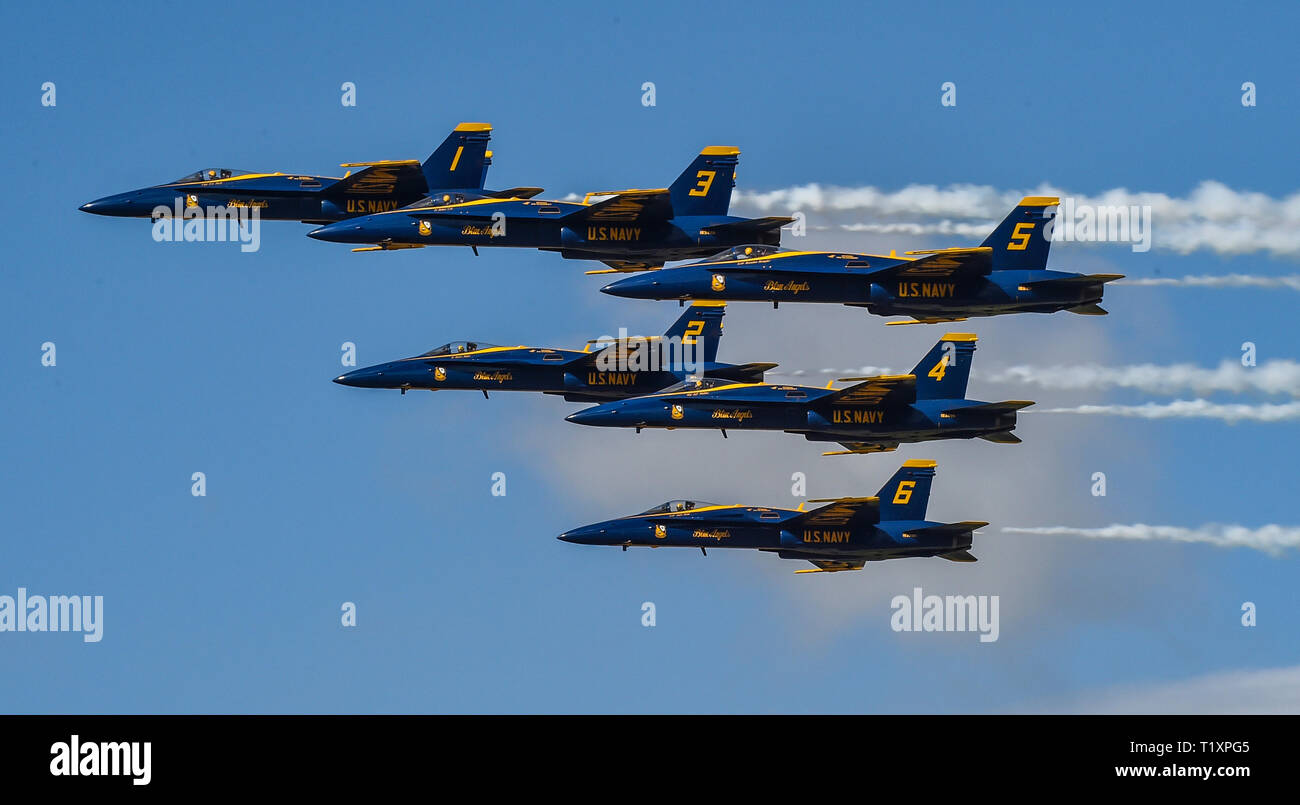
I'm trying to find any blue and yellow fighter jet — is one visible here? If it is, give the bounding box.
[600,197,1124,323]
[564,333,1032,455]
[332,303,776,401]
[559,460,987,572]
[79,123,541,224]
[305,147,793,271]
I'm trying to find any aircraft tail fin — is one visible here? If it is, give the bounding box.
[979,196,1058,270]
[911,333,977,400]
[422,123,492,190]
[876,460,936,521]
[663,302,725,365]
[668,147,739,217]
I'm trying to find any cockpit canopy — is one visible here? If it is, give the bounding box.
[701,243,784,263]
[656,376,733,394]
[418,341,499,357]
[639,500,715,515]
[172,168,255,183]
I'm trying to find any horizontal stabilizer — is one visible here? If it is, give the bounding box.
[938,549,978,562]
[942,400,1035,416]
[903,521,989,540]
[700,216,796,237]
[1021,273,1125,289]
[1067,303,1109,316]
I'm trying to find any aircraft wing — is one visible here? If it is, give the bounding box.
[564,189,673,225]
[584,259,664,275]
[863,247,993,282]
[826,374,916,406]
[794,496,880,527]
[794,560,867,574]
[572,337,665,366]
[821,441,900,456]
[330,160,429,197]
[483,187,545,199]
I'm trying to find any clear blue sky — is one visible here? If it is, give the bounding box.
[2,0,1296,713]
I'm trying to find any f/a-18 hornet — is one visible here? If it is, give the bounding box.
[559,460,988,572]
[601,197,1122,323]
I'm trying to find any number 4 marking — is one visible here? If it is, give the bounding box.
[928,355,948,382]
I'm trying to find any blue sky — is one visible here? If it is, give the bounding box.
[2,1,1297,712]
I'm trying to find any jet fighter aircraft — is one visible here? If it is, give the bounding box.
[306,146,793,271]
[559,459,987,572]
[332,303,775,402]
[79,123,539,224]
[600,197,1123,323]
[565,333,1032,455]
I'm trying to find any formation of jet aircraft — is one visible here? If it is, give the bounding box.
[81,121,1129,575]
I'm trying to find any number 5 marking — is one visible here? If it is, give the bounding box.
[1007,222,1034,250]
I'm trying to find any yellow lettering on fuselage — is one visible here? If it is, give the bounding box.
[831,408,886,424]
[802,529,852,544]
[586,226,643,242]
[587,372,639,386]
[896,282,958,298]
[692,529,730,541]
[763,280,811,294]
[346,199,399,214]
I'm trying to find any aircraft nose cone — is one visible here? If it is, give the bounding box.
[308,221,366,242]
[79,195,133,216]
[557,525,608,544]
[333,367,388,388]
[565,408,607,425]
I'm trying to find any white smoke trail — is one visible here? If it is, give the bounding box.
[982,360,1300,396]
[1033,399,1300,422]
[1118,274,1300,290]
[1003,524,1300,556]
[732,180,1300,257]
[774,360,1300,397]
